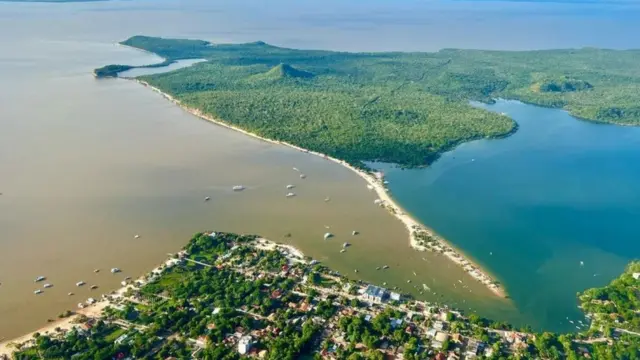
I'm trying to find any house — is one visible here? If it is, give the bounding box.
[432,332,449,349]
[433,320,445,331]
[390,292,401,301]
[238,335,253,355]
[114,334,129,345]
[390,318,403,329]
[363,285,387,302]
[466,338,483,357]
[632,272,640,280]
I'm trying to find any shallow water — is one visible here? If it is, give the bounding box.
[381,100,640,332]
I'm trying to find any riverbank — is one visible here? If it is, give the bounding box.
[0,252,183,356]
[132,79,506,298]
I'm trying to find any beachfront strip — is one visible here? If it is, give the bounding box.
[2,232,636,360]
[134,79,505,298]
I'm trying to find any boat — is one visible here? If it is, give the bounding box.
[43,283,53,288]
[94,269,100,273]
[68,292,74,296]
[76,281,86,287]
[407,280,411,283]
[134,234,140,239]
[354,269,358,273]
[286,184,295,189]
[299,174,306,179]
[86,298,96,304]
[383,180,389,185]
[376,267,381,270]
[90,285,98,290]
[232,185,245,191]
[422,284,431,291]
[352,231,358,236]
[343,242,350,248]
[111,268,121,274]
[77,303,85,309]
[286,192,296,198]
[324,197,330,202]
[383,265,389,269]
[35,276,46,282]
[340,249,346,253]
[382,282,387,286]
[204,196,210,201]
[323,232,333,240]
[34,290,43,295]
[580,261,584,266]
[293,167,300,172]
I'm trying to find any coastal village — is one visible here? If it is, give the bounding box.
[2,232,636,359]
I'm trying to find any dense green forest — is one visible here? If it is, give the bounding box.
[97,35,640,167]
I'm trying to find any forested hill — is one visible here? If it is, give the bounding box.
[99,35,640,167]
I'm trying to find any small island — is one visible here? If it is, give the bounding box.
[1,232,638,359]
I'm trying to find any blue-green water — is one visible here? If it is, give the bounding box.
[380,100,640,331]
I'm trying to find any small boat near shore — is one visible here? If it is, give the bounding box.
[111,268,121,274]
[43,283,53,288]
[299,174,306,179]
[34,276,46,282]
[340,249,346,253]
[352,231,358,236]
[323,232,333,240]
[76,281,86,287]
[383,265,389,270]
[343,242,350,248]
[204,196,210,201]
[286,184,295,189]
[34,289,43,295]
[286,192,296,198]
[90,285,98,290]
[232,185,245,191]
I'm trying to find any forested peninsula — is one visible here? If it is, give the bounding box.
[96,36,640,167]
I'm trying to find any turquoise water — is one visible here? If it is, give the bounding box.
[380,100,640,331]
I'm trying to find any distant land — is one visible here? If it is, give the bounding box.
[97,36,640,168]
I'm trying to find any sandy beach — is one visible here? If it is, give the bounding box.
[133,79,506,298]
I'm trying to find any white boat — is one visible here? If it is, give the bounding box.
[34,289,43,295]
[293,167,300,172]
[343,242,350,248]
[354,269,358,273]
[68,292,74,296]
[286,184,295,189]
[352,231,358,236]
[204,196,210,201]
[422,284,431,291]
[324,197,330,202]
[299,174,306,179]
[286,192,296,198]
[407,280,411,283]
[76,281,86,287]
[90,285,98,290]
[78,303,85,309]
[383,180,389,185]
[323,232,333,240]
[86,297,96,304]
[134,234,140,239]
[35,276,46,282]
[111,268,121,274]
[232,185,245,191]
[376,267,381,270]
[43,283,53,288]
[383,265,389,269]
[340,249,346,253]
[94,269,100,273]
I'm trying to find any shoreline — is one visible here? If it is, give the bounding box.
[132,79,506,298]
[0,252,182,356]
